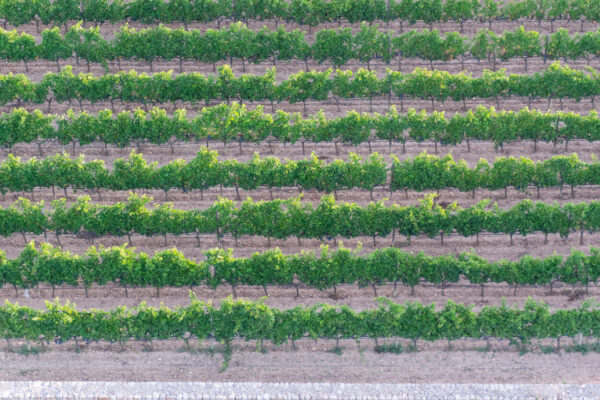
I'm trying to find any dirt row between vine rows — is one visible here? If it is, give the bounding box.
[0,182,596,211]
[6,17,598,39]
[2,54,596,78]
[3,94,598,121]
[3,335,600,383]
[4,134,597,164]
[2,275,595,310]
[0,224,597,261]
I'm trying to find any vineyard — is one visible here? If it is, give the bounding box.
[1,0,600,387]
[8,24,600,71]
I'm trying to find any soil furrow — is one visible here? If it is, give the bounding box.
[1,279,594,311]
[0,228,598,261]
[1,137,598,164]
[5,18,599,38]
[3,55,599,78]
[2,95,598,119]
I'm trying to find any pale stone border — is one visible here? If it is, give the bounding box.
[0,382,599,400]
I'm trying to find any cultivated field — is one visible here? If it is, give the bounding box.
[2,0,600,390]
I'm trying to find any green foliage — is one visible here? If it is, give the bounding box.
[2,0,600,31]
[0,193,598,250]
[374,342,404,353]
[0,25,599,73]
[3,62,600,109]
[1,298,599,350]
[0,147,384,194]
[7,98,600,151]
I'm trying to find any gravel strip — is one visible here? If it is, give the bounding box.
[0,382,599,399]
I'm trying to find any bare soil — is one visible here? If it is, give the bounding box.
[1,277,596,311]
[3,95,597,121]
[2,54,598,78]
[0,180,596,220]
[2,134,597,164]
[1,336,600,383]
[1,226,599,267]
[5,17,598,38]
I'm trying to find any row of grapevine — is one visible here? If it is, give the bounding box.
[0,298,597,351]
[1,149,599,199]
[4,104,600,151]
[0,0,598,30]
[4,24,600,71]
[2,63,595,110]
[391,152,594,197]
[3,241,599,297]
[0,150,387,197]
[0,193,597,245]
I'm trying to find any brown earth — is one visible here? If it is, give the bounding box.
[1,54,597,78]
[2,336,600,383]
[1,276,597,310]
[0,225,599,266]
[1,134,597,164]
[2,95,598,120]
[0,182,596,210]
[4,17,598,38]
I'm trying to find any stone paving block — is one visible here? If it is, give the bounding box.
[1,382,600,399]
